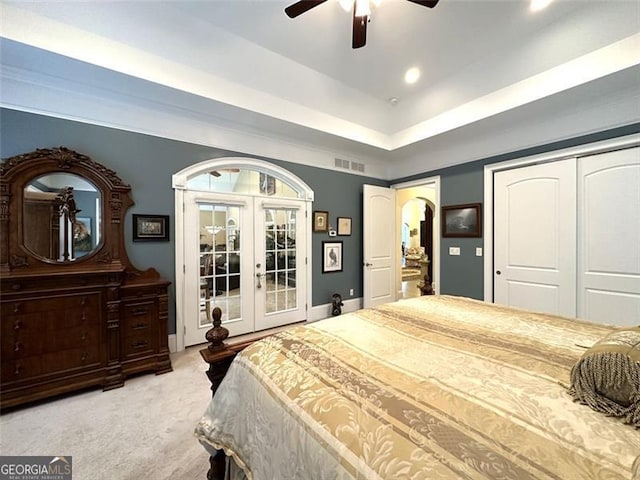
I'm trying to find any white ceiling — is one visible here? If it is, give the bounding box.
[1,0,639,177]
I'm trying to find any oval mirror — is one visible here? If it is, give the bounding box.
[23,173,101,262]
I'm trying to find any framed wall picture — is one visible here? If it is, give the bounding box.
[441,203,482,238]
[313,211,329,232]
[322,241,343,273]
[337,217,352,236]
[133,214,170,241]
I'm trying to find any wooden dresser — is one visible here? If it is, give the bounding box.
[0,147,172,409]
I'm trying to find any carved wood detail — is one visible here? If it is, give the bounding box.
[0,147,172,409]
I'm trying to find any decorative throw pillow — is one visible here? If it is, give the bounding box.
[569,326,640,427]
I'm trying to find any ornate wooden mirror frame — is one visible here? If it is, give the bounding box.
[1,147,133,274]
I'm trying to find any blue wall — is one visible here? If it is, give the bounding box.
[392,122,640,300]
[1,108,387,334]
[3,107,638,333]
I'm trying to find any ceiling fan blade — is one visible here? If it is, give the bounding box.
[352,13,367,49]
[285,0,328,18]
[406,0,440,8]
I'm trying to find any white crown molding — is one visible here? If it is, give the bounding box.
[1,63,391,179]
[1,3,638,153]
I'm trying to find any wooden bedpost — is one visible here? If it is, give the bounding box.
[200,307,271,479]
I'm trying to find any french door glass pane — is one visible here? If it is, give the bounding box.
[265,208,297,314]
[198,203,241,327]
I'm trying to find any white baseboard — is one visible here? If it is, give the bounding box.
[168,334,177,353]
[310,297,362,323]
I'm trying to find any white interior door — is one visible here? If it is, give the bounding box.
[494,158,577,317]
[578,147,640,326]
[363,184,396,308]
[184,192,308,346]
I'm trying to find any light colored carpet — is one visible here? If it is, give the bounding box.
[0,347,212,480]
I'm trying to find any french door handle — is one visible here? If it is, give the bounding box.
[256,272,266,289]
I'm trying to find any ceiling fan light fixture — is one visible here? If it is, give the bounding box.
[338,0,353,12]
[404,67,421,84]
[355,0,371,17]
[530,0,553,12]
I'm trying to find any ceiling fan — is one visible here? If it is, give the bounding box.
[285,0,440,49]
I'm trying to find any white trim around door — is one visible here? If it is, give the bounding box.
[392,176,441,297]
[172,157,314,352]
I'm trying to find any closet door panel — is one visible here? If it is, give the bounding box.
[494,158,577,317]
[578,147,640,325]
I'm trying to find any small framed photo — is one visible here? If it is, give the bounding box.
[313,211,329,232]
[337,217,352,236]
[133,214,170,242]
[442,203,482,238]
[322,241,343,273]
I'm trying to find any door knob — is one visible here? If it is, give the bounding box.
[364,262,373,267]
[496,270,502,275]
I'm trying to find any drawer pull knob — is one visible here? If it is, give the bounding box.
[133,322,148,330]
[132,340,148,349]
[14,341,22,352]
[81,297,87,305]
[14,319,22,330]
[13,303,21,313]
[81,352,88,361]
[81,332,88,341]
[81,312,87,321]
[131,308,149,316]
[14,364,21,375]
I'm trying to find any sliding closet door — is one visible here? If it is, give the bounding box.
[494,159,577,317]
[578,147,640,326]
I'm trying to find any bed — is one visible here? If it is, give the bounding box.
[195,295,640,480]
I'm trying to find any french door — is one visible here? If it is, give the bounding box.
[183,191,307,346]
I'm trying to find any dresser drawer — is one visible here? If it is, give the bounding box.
[1,330,43,360]
[123,300,155,323]
[44,325,101,353]
[1,293,100,316]
[1,356,43,382]
[41,346,101,374]
[122,335,156,358]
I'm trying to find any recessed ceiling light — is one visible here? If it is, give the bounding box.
[530,0,553,12]
[404,67,420,84]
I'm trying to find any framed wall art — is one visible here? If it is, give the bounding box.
[337,217,352,236]
[133,214,170,242]
[441,203,482,238]
[322,241,343,273]
[313,211,329,232]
